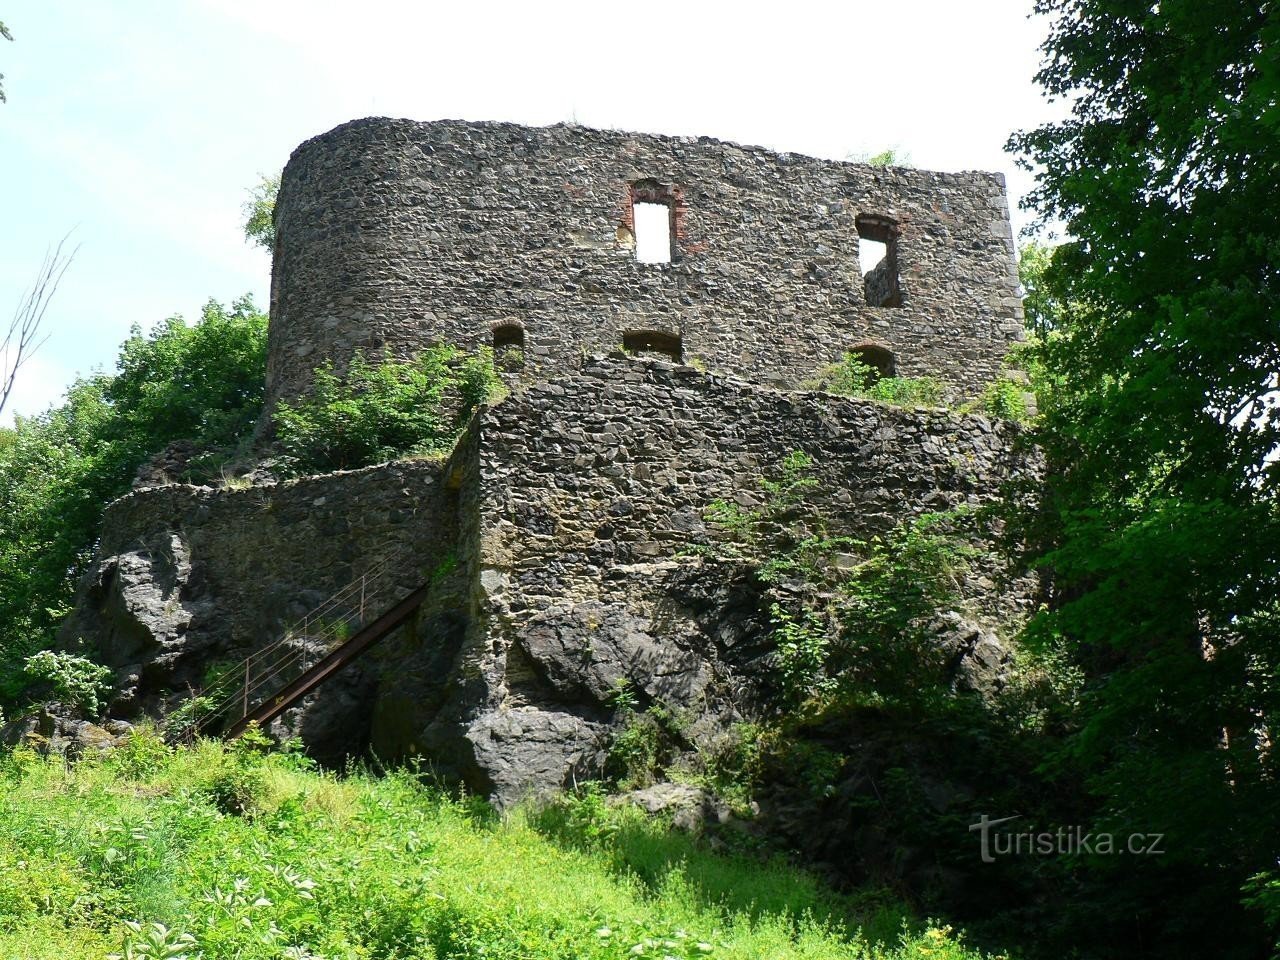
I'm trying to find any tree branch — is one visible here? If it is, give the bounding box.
[1,234,77,418]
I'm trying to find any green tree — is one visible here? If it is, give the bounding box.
[1015,240,1072,338]
[1008,1,1280,952]
[272,347,498,476]
[0,297,267,707]
[242,172,280,250]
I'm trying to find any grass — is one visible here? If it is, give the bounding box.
[0,731,1009,959]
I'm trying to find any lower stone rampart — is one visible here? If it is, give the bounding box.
[59,459,456,761]
[373,356,1039,802]
[62,356,1038,799]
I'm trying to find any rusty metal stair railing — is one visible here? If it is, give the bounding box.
[166,552,423,743]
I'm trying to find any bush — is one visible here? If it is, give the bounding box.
[272,347,499,475]
[22,651,113,714]
[813,354,945,407]
[606,704,691,789]
[833,510,973,706]
[977,375,1030,421]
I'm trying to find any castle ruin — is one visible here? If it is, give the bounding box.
[62,119,1035,803]
[266,119,1024,408]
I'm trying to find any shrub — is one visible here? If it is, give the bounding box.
[22,650,113,714]
[814,354,945,407]
[104,726,173,781]
[833,511,973,706]
[607,703,688,788]
[977,375,1030,421]
[272,346,499,476]
[769,602,835,707]
[495,344,526,373]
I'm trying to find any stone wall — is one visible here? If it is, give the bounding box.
[62,355,1037,800]
[371,356,1039,803]
[60,460,456,759]
[267,118,1023,412]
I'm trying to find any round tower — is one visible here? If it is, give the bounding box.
[266,117,1023,410]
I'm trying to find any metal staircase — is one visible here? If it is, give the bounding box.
[167,553,426,743]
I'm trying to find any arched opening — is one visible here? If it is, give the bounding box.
[492,323,526,372]
[856,215,903,307]
[623,330,683,362]
[848,342,896,381]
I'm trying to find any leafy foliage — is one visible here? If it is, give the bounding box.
[974,376,1030,422]
[833,512,972,706]
[1015,241,1078,339]
[241,173,280,250]
[1007,0,1280,952]
[813,354,944,408]
[21,651,113,715]
[768,603,834,707]
[271,347,499,476]
[0,298,267,710]
[606,702,689,789]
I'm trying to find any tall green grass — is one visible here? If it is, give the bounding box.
[0,732,1006,959]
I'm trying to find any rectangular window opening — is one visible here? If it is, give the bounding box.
[634,201,673,264]
[856,216,903,308]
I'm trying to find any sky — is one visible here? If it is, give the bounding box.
[0,0,1059,424]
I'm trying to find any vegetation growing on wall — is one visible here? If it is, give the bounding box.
[811,354,945,408]
[703,452,979,712]
[271,347,500,476]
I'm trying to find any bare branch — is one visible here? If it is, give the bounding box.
[1,234,78,418]
[0,19,12,105]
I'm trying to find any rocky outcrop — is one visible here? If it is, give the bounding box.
[0,703,134,757]
[936,612,1015,696]
[513,600,714,708]
[59,532,214,717]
